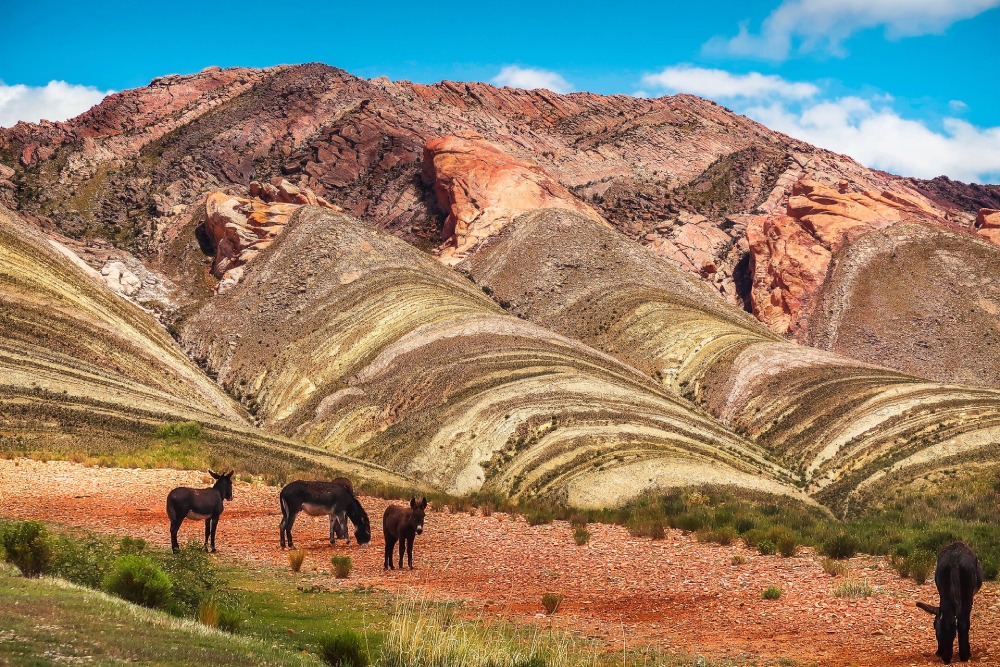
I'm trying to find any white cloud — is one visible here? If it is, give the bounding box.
[641,65,819,100]
[492,66,572,94]
[949,99,969,113]
[0,81,112,128]
[708,0,1000,60]
[744,96,1000,182]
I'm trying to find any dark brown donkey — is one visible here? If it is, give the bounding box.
[166,470,233,552]
[917,542,985,664]
[329,477,354,545]
[383,497,427,570]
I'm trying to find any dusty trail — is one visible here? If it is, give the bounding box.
[2,459,998,666]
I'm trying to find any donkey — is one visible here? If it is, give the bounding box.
[166,470,233,553]
[383,497,427,570]
[279,480,371,550]
[328,477,354,545]
[917,542,984,663]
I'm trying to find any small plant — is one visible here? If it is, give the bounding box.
[480,502,495,517]
[0,520,53,577]
[217,603,248,633]
[907,552,936,585]
[834,579,875,598]
[103,555,173,609]
[731,554,746,566]
[568,512,588,529]
[331,555,352,579]
[762,586,782,600]
[525,508,555,526]
[573,526,591,546]
[541,592,564,614]
[756,539,777,556]
[822,533,859,560]
[154,421,202,440]
[777,534,799,558]
[289,549,306,573]
[318,628,369,667]
[198,597,220,627]
[821,558,849,577]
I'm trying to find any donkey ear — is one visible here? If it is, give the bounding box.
[916,602,939,615]
[208,470,220,479]
[225,470,235,478]
[410,496,417,509]
[420,497,428,509]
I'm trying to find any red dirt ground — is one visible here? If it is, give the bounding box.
[2,459,998,666]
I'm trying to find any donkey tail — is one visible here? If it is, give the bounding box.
[951,562,962,614]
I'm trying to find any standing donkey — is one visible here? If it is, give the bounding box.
[166,470,234,553]
[328,477,354,545]
[279,480,371,549]
[383,497,427,570]
[917,542,984,664]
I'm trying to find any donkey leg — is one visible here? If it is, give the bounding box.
[170,518,183,552]
[958,609,972,661]
[329,516,337,546]
[284,511,298,550]
[209,515,220,553]
[398,537,406,570]
[204,519,211,551]
[407,538,415,570]
[384,537,397,570]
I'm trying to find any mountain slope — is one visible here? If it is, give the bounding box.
[179,206,807,507]
[461,208,1000,513]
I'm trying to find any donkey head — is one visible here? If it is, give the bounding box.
[348,499,372,547]
[209,470,234,501]
[409,496,428,535]
[917,602,955,664]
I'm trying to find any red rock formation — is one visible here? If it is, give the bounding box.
[976,209,1000,244]
[422,132,607,263]
[204,178,341,292]
[745,178,956,334]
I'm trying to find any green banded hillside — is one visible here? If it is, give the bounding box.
[462,209,1000,514]
[180,206,809,507]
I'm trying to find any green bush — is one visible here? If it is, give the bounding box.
[103,555,173,609]
[331,555,352,579]
[154,421,202,440]
[762,586,782,600]
[572,526,590,545]
[0,521,53,577]
[51,534,117,588]
[756,539,777,556]
[821,533,859,560]
[525,508,555,526]
[155,542,219,614]
[318,629,369,667]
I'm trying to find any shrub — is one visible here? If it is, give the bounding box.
[525,508,555,526]
[573,527,590,546]
[734,516,757,534]
[821,558,849,577]
[51,534,116,588]
[289,549,306,573]
[0,521,53,577]
[821,533,859,560]
[711,527,737,546]
[756,539,777,556]
[118,536,147,555]
[777,533,799,558]
[908,551,936,585]
[762,586,782,600]
[541,592,563,614]
[731,554,746,566]
[318,628,369,667]
[568,513,588,529]
[834,579,874,598]
[103,555,173,609]
[156,542,219,615]
[217,605,247,633]
[331,555,352,579]
[154,421,202,440]
[480,502,495,517]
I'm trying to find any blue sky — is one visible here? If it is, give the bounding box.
[2,0,999,182]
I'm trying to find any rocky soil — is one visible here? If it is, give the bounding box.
[3,458,999,667]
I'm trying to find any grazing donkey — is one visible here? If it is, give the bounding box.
[279,480,371,550]
[917,542,984,664]
[328,477,354,545]
[166,470,234,553]
[383,497,427,570]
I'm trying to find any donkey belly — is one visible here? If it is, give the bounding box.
[186,511,212,520]
[301,503,332,516]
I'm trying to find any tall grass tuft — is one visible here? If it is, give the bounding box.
[288,549,306,573]
[331,555,352,579]
[834,579,875,598]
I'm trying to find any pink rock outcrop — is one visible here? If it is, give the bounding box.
[422,132,607,264]
[204,178,340,292]
[976,209,1000,244]
[746,178,948,334]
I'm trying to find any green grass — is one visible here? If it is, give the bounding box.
[0,564,322,666]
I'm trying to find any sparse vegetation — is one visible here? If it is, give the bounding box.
[763,586,782,600]
[730,554,746,565]
[821,533,859,560]
[318,629,369,667]
[572,526,591,545]
[154,420,203,441]
[541,592,564,614]
[834,579,875,598]
[289,549,307,573]
[331,555,353,579]
[821,558,849,577]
